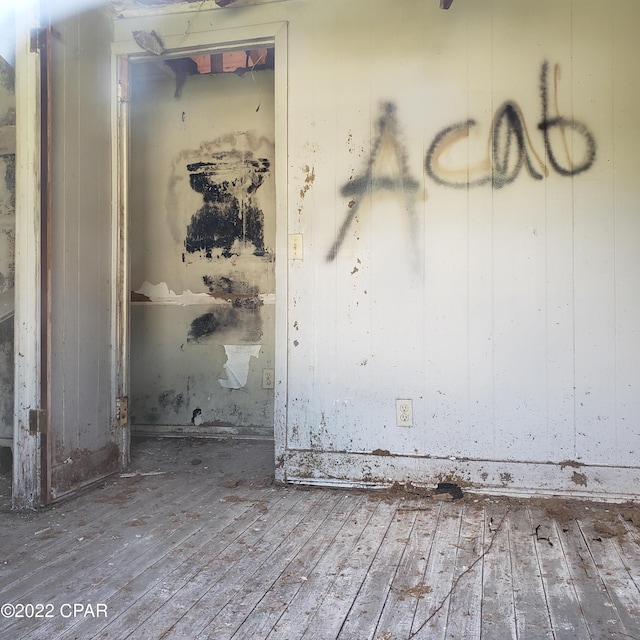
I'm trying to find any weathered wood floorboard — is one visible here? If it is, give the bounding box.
[577,517,640,636]
[373,502,438,640]
[478,504,517,640]
[526,505,592,640]
[2,470,228,611]
[298,499,399,640]
[48,494,274,640]
[0,439,639,640]
[409,502,463,639]
[264,494,376,639]
[124,489,312,640]
[508,505,555,639]
[5,472,235,640]
[443,505,485,640]
[556,517,629,639]
[193,490,341,639]
[335,501,418,640]
[225,493,356,640]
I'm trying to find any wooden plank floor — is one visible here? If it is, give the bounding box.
[1,438,639,640]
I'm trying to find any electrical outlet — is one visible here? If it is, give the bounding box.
[262,368,275,389]
[396,399,413,427]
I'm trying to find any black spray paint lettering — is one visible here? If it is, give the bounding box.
[326,102,420,262]
[538,61,596,177]
[425,103,546,189]
[184,151,270,258]
[425,61,596,188]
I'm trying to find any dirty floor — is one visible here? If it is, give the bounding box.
[0,437,639,639]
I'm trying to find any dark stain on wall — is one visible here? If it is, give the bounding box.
[0,318,14,432]
[189,312,221,341]
[0,57,14,93]
[184,152,270,258]
[158,390,185,413]
[4,154,15,213]
[188,305,263,343]
[203,274,262,310]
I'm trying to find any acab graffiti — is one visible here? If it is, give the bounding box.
[327,61,597,261]
[326,102,419,262]
[426,61,596,188]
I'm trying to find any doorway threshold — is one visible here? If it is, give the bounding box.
[132,423,274,441]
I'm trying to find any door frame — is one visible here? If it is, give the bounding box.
[110,21,289,478]
[13,2,46,509]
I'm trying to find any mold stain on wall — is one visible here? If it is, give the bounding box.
[184,151,270,258]
[188,274,264,343]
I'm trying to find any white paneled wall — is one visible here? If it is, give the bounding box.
[113,0,640,498]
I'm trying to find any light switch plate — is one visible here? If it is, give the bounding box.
[289,234,303,260]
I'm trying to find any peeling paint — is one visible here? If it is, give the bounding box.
[133,280,273,307]
[218,344,261,389]
[299,164,315,199]
[571,471,588,486]
[133,281,210,304]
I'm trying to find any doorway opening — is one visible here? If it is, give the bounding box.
[126,46,277,457]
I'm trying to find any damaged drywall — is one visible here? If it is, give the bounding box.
[218,344,261,389]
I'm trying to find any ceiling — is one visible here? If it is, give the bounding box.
[106,0,453,18]
[105,0,269,17]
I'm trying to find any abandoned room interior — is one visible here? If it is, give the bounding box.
[1,0,639,637]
